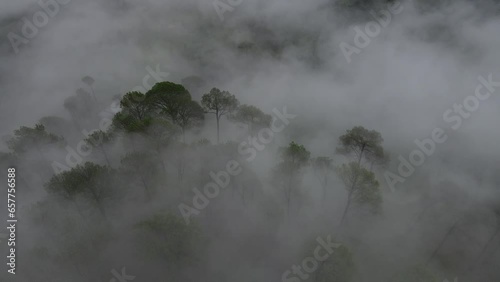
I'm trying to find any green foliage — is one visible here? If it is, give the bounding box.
[112,91,154,133]
[134,212,202,265]
[337,162,382,213]
[112,111,153,133]
[275,141,311,179]
[280,141,311,168]
[315,244,356,282]
[301,237,356,282]
[146,82,204,134]
[6,124,64,154]
[176,100,205,131]
[84,130,114,147]
[229,104,272,135]
[390,265,439,282]
[202,87,240,142]
[45,162,117,215]
[146,81,192,121]
[120,91,152,120]
[201,88,239,118]
[336,126,385,164]
[273,142,311,216]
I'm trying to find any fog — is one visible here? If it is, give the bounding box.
[0,0,499,281]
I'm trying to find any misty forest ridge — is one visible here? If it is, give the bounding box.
[0,0,499,281]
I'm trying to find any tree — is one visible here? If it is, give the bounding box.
[314,244,356,282]
[6,124,64,178]
[336,126,385,166]
[201,88,239,143]
[146,82,205,141]
[365,145,390,172]
[7,124,63,155]
[229,104,272,136]
[45,162,117,217]
[312,156,334,207]
[176,100,205,141]
[336,126,386,227]
[112,91,153,133]
[274,141,310,218]
[337,162,382,226]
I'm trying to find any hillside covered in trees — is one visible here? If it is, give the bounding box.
[1,0,500,281]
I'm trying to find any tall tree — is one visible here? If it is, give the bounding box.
[229,104,272,136]
[336,126,385,166]
[336,126,386,227]
[274,141,310,218]
[365,145,390,172]
[201,88,239,143]
[146,82,204,141]
[337,162,382,226]
[112,91,153,133]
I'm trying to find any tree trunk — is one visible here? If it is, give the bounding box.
[357,145,365,166]
[216,115,220,144]
[339,190,353,228]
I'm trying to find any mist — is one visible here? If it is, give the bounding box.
[0,0,499,281]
